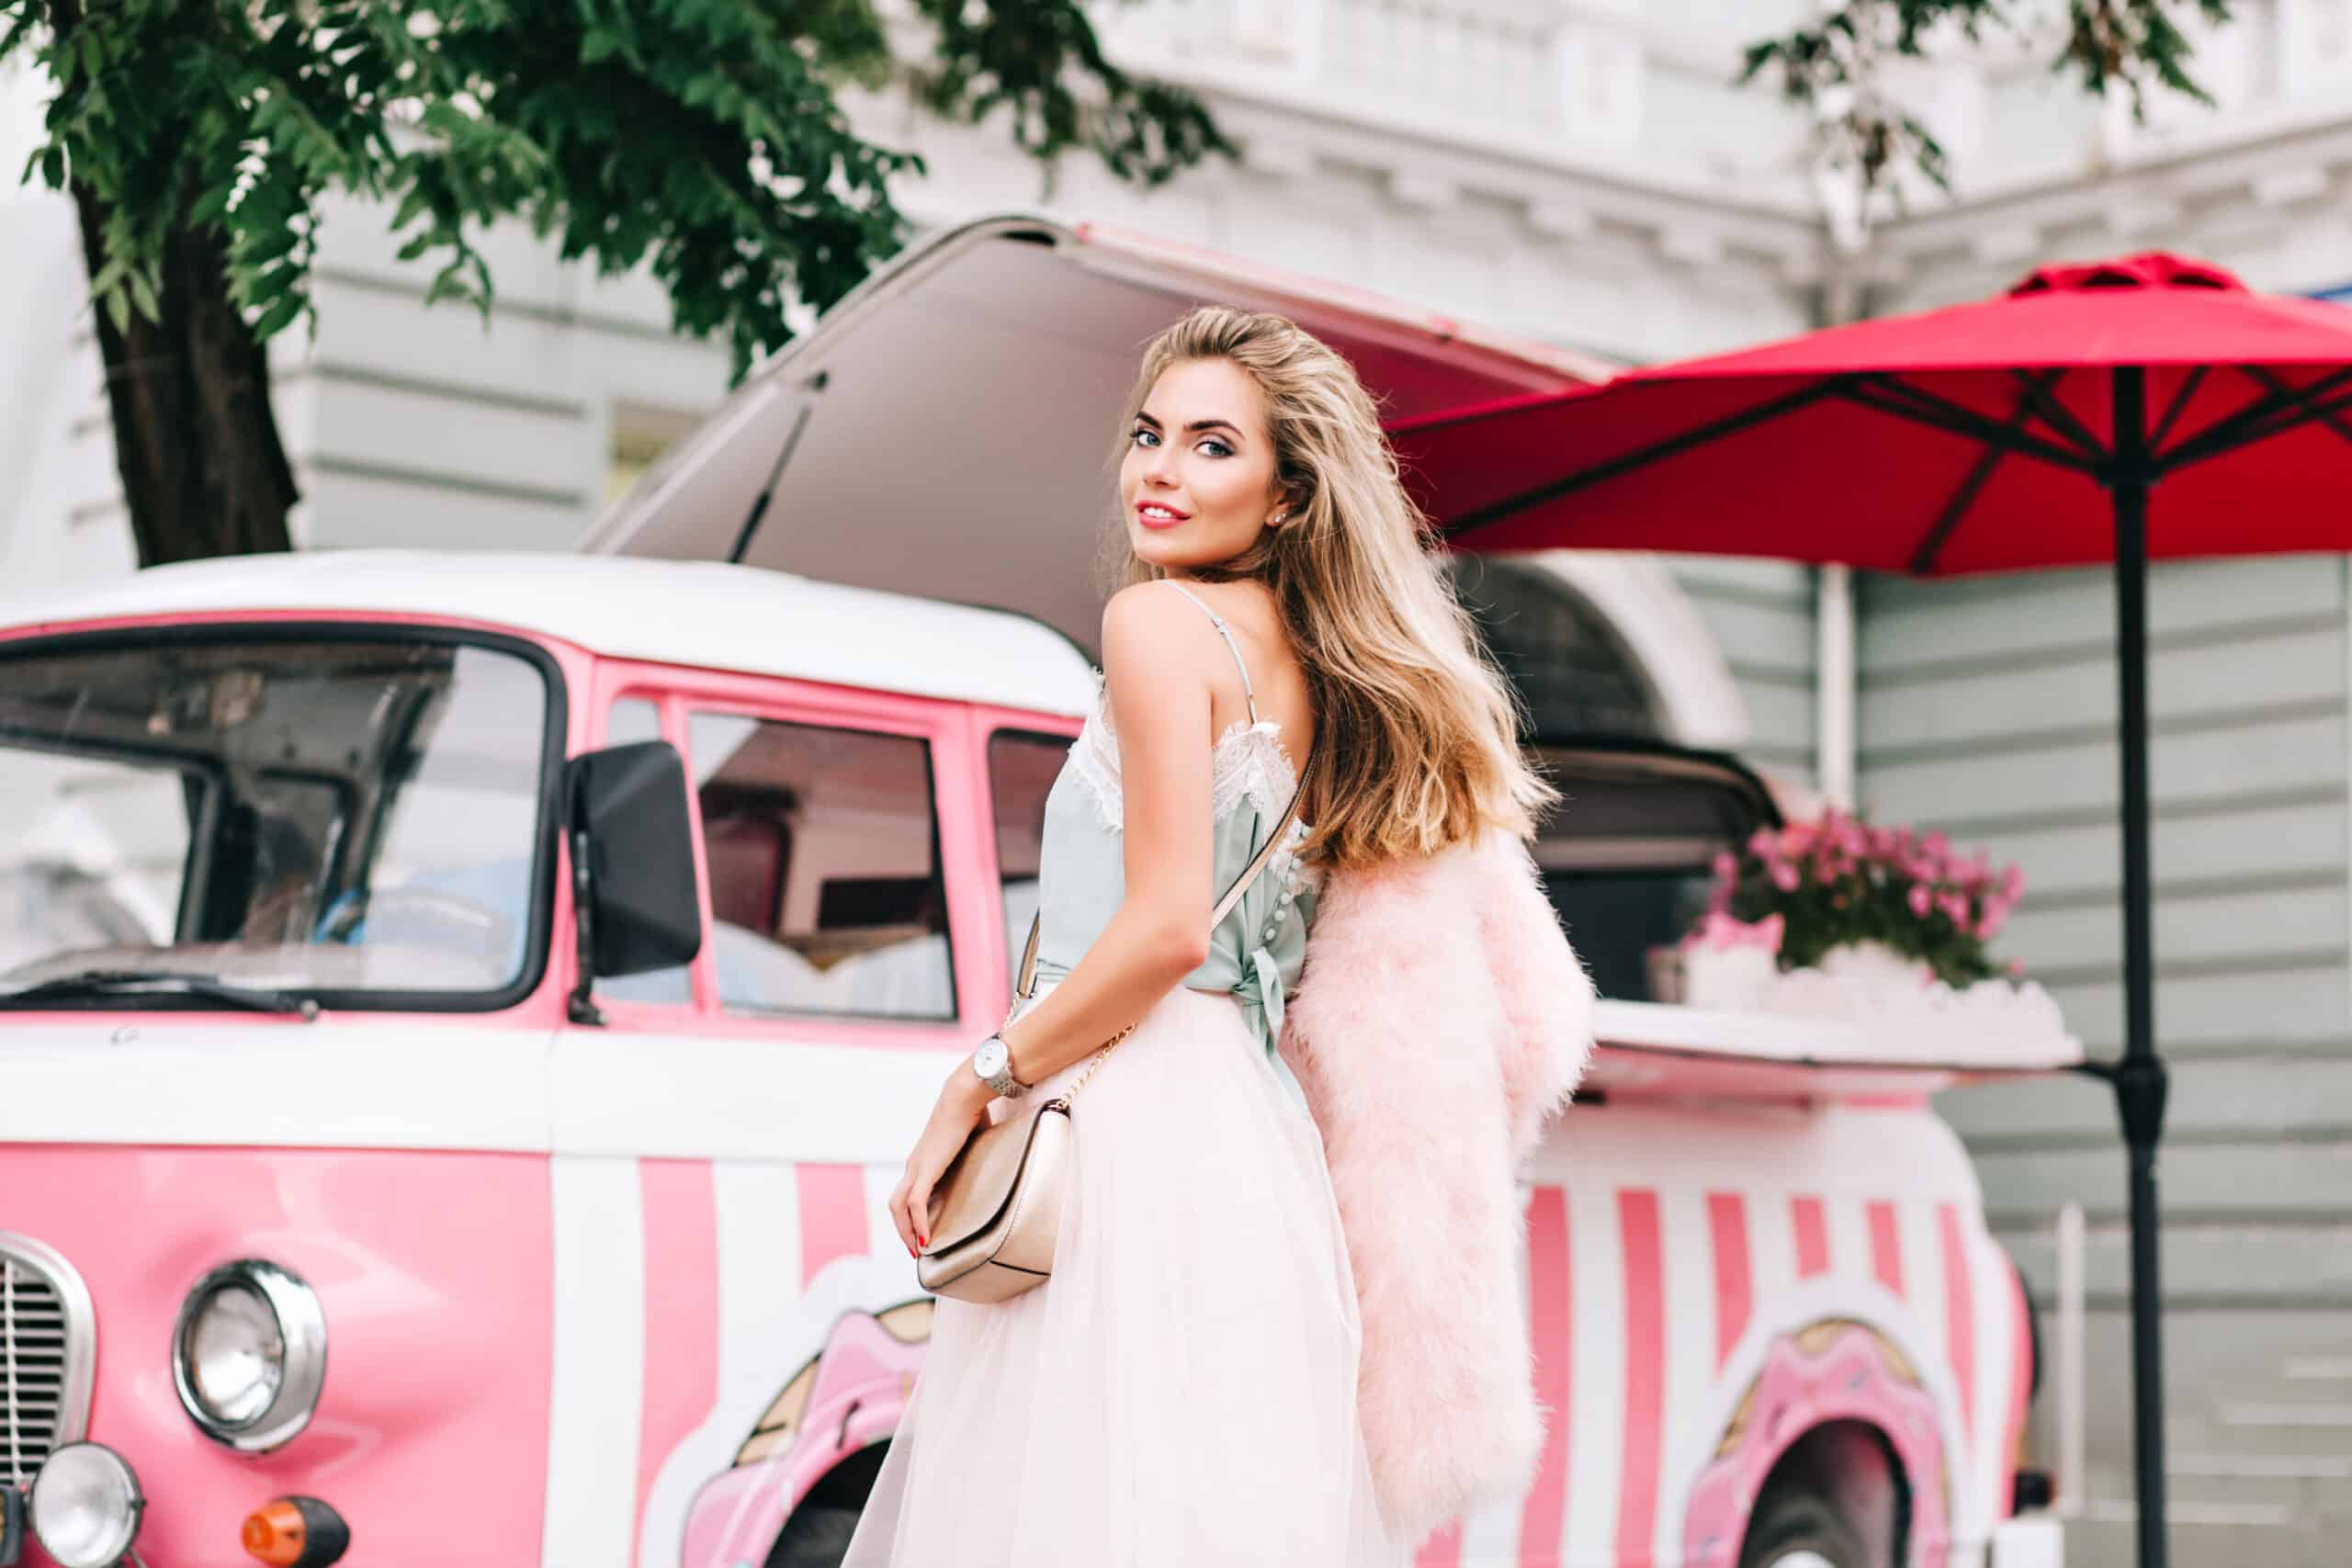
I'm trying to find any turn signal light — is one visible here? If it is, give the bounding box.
[240,1496,349,1567]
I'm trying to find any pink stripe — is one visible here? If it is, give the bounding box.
[1706,1191,1751,1368]
[634,1159,720,1562]
[1792,1195,1830,1278]
[1999,1258,2034,1517]
[1518,1185,1573,1562]
[1939,1204,1977,1441]
[1868,1200,1905,1297]
[797,1163,871,1282]
[1412,1518,1464,1567]
[1616,1189,1665,1568]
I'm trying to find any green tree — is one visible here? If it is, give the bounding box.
[3,0,1232,565]
[1743,0,2229,209]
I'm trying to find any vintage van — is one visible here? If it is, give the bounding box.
[0,216,2070,1568]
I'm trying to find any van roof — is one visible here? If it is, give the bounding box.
[0,551,1100,716]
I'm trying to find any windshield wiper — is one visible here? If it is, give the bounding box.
[0,969,321,1019]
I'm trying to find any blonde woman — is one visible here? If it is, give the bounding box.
[844,306,1555,1563]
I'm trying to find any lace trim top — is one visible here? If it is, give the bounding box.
[1066,671,1303,832]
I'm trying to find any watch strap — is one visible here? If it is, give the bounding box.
[978,1033,1028,1098]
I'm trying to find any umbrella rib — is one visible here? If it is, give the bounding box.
[2244,365,2352,446]
[1439,377,1849,542]
[2147,366,2209,450]
[1908,444,2007,575]
[1840,377,2099,472]
[2004,368,2109,459]
[2158,365,2352,468]
[1905,370,2065,573]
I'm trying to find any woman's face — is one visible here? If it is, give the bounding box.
[1120,357,1289,575]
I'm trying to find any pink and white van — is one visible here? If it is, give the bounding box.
[0,218,2070,1568]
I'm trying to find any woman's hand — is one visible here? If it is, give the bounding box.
[890,1065,994,1258]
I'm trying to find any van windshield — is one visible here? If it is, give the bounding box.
[0,632,556,1008]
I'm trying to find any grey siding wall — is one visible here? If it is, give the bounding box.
[1665,556,1817,775]
[1856,556,2352,1565]
[292,195,731,555]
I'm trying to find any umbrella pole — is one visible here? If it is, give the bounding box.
[2109,365,2172,1568]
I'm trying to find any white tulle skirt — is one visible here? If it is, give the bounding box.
[842,983,1410,1566]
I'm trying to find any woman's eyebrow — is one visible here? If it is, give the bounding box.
[1136,409,1245,437]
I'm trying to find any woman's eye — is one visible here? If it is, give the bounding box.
[1131,427,1159,448]
[1199,438,1233,458]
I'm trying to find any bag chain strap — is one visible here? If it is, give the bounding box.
[1011,746,1316,1108]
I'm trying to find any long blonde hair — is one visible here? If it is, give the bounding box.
[1112,306,1555,869]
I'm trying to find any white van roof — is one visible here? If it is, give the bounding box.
[582,214,1612,651]
[0,551,1099,717]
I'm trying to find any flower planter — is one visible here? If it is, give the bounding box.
[1812,939,1934,989]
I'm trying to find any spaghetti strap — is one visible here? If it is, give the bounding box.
[1160,581,1261,724]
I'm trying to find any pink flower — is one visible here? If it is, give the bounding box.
[2007,957,2027,978]
[1771,861,1801,893]
[1690,911,1784,953]
[1781,820,1816,856]
[1712,850,1736,882]
[1907,884,1933,919]
[2001,863,2026,898]
[1747,828,1778,861]
[1938,890,1970,925]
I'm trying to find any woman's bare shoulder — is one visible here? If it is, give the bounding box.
[1100,580,1226,674]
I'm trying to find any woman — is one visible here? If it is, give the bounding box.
[842,306,1555,1564]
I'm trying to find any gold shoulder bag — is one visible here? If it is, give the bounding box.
[915,752,1312,1303]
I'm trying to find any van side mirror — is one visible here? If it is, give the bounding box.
[564,740,702,1024]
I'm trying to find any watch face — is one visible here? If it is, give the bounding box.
[974,1038,1007,1077]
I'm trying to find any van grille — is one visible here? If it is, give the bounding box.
[0,1235,94,1488]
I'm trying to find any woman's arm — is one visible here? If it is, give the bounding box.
[889,581,1222,1255]
[989,580,1219,1083]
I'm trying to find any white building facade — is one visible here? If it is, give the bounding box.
[5,4,2351,1562]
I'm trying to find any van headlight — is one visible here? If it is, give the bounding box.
[28,1442,144,1568]
[171,1260,327,1451]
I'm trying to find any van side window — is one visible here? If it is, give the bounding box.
[595,697,692,1006]
[986,731,1069,986]
[689,713,955,1021]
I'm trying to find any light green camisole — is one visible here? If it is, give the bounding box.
[1028,582,1317,1108]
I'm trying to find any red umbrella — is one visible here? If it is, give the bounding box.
[1395,252,2352,1568]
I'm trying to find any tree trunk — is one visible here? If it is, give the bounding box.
[70,183,300,568]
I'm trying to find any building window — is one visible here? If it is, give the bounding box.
[1451,557,1660,739]
[688,713,955,1021]
[606,403,704,506]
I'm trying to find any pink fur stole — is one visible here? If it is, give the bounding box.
[1277,828,1596,1543]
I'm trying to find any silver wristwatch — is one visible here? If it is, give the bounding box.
[970,1032,1030,1099]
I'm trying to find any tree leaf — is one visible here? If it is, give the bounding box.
[252,288,306,340]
